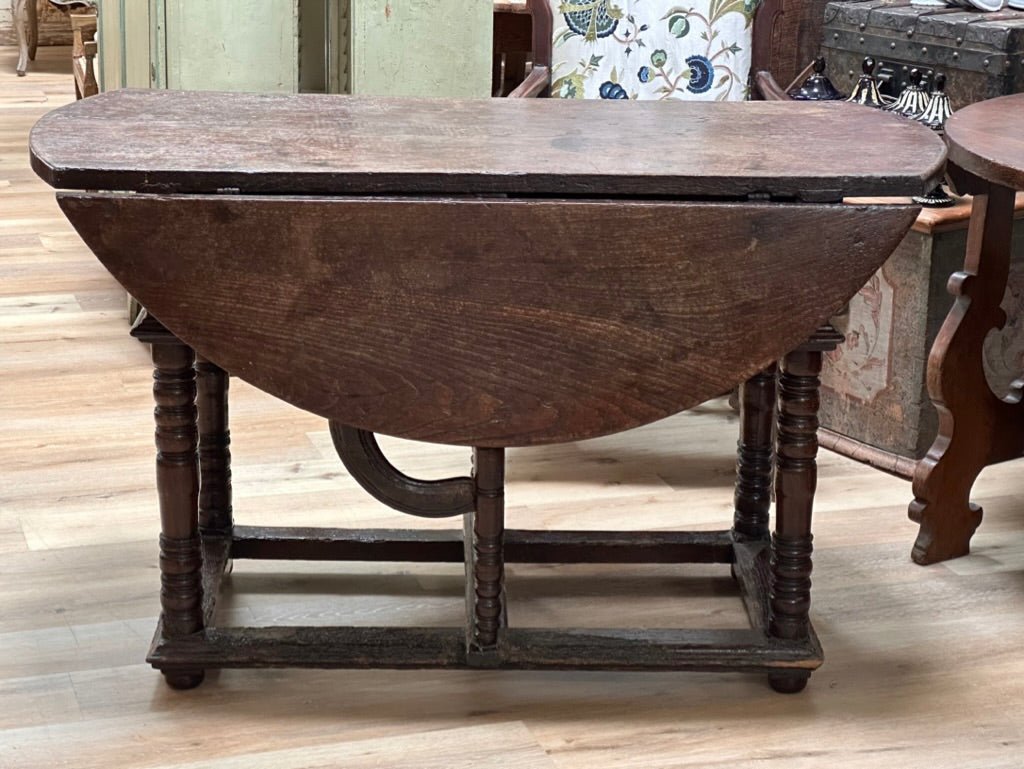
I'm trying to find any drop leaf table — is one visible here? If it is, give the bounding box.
[29,90,945,693]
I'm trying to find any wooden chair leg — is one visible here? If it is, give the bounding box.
[14,0,30,76]
[196,357,232,534]
[152,340,205,689]
[769,349,821,694]
[466,447,505,659]
[27,0,38,61]
[733,364,777,541]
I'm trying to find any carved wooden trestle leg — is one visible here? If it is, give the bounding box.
[909,169,1022,565]
[151,339,205,690]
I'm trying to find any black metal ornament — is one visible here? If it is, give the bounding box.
[790,57,845,101]
[886,69,930,117]
[846,57,885,108]
[912,73,955,208]
[914,73,953,132]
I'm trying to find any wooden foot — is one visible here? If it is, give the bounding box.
[908,496,981,566]
[152,340,205,679]
[162,669,205,690]
[770,349,821,642]
[733,364,776,541]
[909,175,1020,565]
[466,447,505,656]
[768,671,810,694]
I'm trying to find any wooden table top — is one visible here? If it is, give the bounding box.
[945,94,1024,192]
[30,89,946,201]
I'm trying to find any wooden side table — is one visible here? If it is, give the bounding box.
[29,91,944,693]
[910,93,1024,565]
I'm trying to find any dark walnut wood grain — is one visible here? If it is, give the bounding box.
[30,90,945,200]
[58,193,919,446]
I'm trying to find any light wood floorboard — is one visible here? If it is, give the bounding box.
[2,46,1023,769]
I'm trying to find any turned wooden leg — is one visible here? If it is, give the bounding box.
[769,349,822,694]
[733,364,777,541]
[27,0,37,61]
[13,0,30,76]
[196,356,232,534]
[152,340,205,689]
[910,175,1019,565]
[466,447,505,659]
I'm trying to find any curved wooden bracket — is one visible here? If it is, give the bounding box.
[508,66,550,98]
[754,71,791,102]
[329,422,474,518]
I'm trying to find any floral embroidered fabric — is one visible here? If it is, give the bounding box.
[548,1,759,101]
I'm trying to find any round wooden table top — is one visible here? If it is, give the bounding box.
[945,93,1024,191]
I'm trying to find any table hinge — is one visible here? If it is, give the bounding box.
[747,193,772,202]
[216,187,241,195]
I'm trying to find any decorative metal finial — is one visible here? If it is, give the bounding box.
[913,73,953,133]
[886,69,930,117]
[911,73,955,207]
[790,57,845,101]
[846,58,885,108]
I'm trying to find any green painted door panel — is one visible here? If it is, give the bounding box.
[160,0,300,92]
[95,0,152,90]
[349,0,492,97]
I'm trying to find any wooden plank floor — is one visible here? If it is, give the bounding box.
[2,46,1024,768]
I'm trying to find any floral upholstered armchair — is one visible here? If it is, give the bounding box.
[507,0,789,101]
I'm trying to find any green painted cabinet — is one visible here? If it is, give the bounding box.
[97,0,346,93]
[95,0,154,91]
[155,0,300,92]
[96,0,489,97]
[347,0,492,97]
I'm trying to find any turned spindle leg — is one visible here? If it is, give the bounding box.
[466,447,506,658]
[733,364,777,541]
[152,341,205,689]
[769,349,822,694]
[196,357,232,534]
[13,0,30,76]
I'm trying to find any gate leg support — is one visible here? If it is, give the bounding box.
[769,349,821,694]
[733,364,777,542]
[152,341,205,689]
[196,356,232,533]
[466,447,506,662]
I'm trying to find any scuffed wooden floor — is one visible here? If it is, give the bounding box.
[2,46,1023,769]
